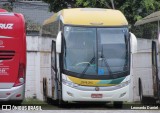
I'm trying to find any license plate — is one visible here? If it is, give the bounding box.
[91,94,103,98]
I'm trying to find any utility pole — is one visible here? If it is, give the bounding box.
[111,0,115,9]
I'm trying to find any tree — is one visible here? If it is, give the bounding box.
[2,3,13,12]
[42,0,114,12]
[76,0,111,8]
[42,0,77,12]
[42,0,160,26]
[117,0,160,26]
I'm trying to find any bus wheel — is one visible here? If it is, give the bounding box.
[16,100,23,105]
[139,80,144,103]
[58,94,68,108]
[139,82,155,105]
[9,100,23,106]
[58,100,68,108]
[113,101,123,108]
[139,81,147,104]
[43,78,47,102]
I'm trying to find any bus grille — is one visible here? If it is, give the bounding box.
[0,51,15,60]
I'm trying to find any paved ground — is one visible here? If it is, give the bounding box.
[0,101,160,111]
[0,98,159,112]
[0,110,159,113]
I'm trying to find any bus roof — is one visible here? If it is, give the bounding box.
[43,8,128,26]
[135,11,160,26]
[0,9,7,12]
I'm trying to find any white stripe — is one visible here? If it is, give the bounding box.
[0,36,13,38]
[0,13,14,16]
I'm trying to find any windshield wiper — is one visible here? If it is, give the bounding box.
[82,57,95,74]
[110,70,128,74]
[77,56,95,77]
[77,46,96,77]
[100,46,112,75]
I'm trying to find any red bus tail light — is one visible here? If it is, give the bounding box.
[13,63,25,87]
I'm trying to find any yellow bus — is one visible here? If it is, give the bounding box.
[41,8,137,107]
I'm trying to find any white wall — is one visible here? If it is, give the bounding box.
[25,35,53,101]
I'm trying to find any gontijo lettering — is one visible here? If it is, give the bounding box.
[0,23,14,29]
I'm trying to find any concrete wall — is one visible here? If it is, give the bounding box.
[25,35,53,101]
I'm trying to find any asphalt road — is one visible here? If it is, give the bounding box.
[0,102,160,113]
[0,110,159,113]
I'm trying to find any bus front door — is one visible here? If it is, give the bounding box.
[51,40,58,100]
[152,41,159,98]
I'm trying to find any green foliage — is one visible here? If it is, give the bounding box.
[133,21,158,39]
[76,0,111,8]
[1,3,13,12]
[25,18,41,32]
[42,0,160,27]
[118,0,160,26]
[23,98,45,104]
[42,0,76,12]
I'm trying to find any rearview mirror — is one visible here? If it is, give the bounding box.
[56,31,62,53]
[130,32,137,53]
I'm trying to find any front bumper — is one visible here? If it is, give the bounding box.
[62,83,130,102]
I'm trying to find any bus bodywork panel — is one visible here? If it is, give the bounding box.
[43,8,128,26]
[62,83,129,101]
[132,39,156,101]
[0,10,26,101]
[62,74,130,101]
[0,84,25,101]
[133,11,160,102]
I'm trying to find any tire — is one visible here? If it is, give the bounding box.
[139,80,148,104]
[139,81,144,103]
[14,100,23,106]
[43,78,47,102]
[58,99,69,108]
[139,81,156,105]
[58,90,64,108]
[58,92,68,108]
[46,97,59,106]
[8,100,23,106]
[113,101,123,108]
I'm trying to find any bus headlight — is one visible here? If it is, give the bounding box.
[62,79,79,88]
[116,80,130,89]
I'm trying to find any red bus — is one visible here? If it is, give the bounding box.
[0,9,26,104]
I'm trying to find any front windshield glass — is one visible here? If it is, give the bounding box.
[63,26,97,75]
[97,28,128,75]
[63,26,129,77]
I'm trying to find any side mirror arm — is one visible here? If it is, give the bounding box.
[130,32,137,54]
[56,31,62,53]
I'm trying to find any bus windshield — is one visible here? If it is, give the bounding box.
[63,26,129,78]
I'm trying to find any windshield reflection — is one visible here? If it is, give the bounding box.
[63,26,129,77]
